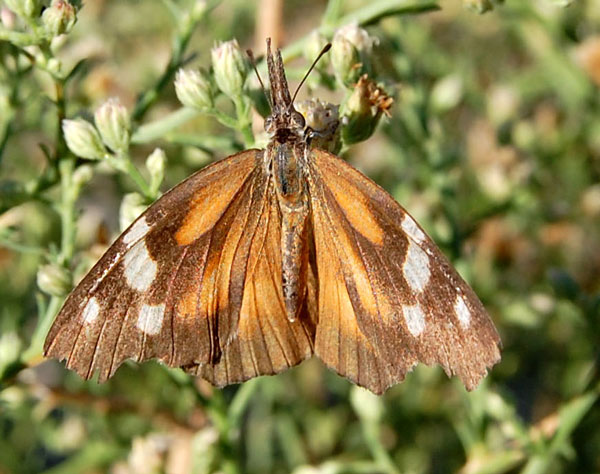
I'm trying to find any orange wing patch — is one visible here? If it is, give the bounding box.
[175,152,257,245]
[316,160,384,246]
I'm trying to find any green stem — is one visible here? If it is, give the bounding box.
[361,420,400,474]
[209,109,239,130]
[119,155,155,200]
[131,107,200,144]
[132,8,202,122]
[206,391,242,474]
[105,152,154,200]
[58,158,77,265]
[0,27,38,47]
[54,80,68,160]
[279,0,440,63]
[22,296,62,364]
[233,96,254,148]
[22,158,77,363]
[0,238,44,255]
[228,379,260,437]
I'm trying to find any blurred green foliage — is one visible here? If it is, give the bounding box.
[1,0,599,473]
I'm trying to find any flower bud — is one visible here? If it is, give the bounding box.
[4,0,38,19]
[72,164,93,195]
[295,99,341,153]
[146,148,167,194]
[463,0,495,13]
[430,74,463,113]
[350,386,384,423]
[120,192,147,232]
[211,39,248,99]
[331,35,360,87]
[0,330,22,377]
[341,75,393,145]
[304,31,329,69]
[336,23,378,54]
[1,7,17,29]
[94,98,131,153]
[42,0,77,37]
[37,263,72,297]
[190,0,208,21]
[332,23,378,86]
[62,119,106,160]
[175,68,213,111]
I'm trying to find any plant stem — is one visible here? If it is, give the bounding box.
[132,7,202,122]
[107,153,155,200]
[122,157,155,200]
[361,419,400,474]
[279,0,440,63]
[233,97,254,148]
[131,107,200,144]
[58,158,77,265]
[22,157,77,363]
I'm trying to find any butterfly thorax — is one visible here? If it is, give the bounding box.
[264,41,311,322]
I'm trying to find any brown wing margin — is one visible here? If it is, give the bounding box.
[308,149,501,394]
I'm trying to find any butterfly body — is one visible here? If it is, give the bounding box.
[44,40,501,394]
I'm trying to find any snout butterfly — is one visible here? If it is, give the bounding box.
[44,39,501,394]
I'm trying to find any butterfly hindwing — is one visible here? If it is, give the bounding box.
[308,149,501,393]
[185,180,317,386]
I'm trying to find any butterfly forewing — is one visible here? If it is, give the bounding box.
[44,150,261,380]
[308,149,501,393]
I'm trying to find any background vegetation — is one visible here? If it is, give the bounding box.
[1,0,599,473]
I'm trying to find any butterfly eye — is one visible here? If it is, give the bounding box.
[264,116,274,133]
[291,111,305,129]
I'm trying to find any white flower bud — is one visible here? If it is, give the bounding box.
[37,263,72,297]
[94,98,131,153]
[335,23,378,54]
[304,31,330,68]
[331,35,360,86]
[62,119,106,160]
[41,0,76,37]
[175,68,213,111]
[4,0,38,19]
[146,148,167,193]
[332,23,378,87]
[430,74,464,113]
[350,386,384,423]
[120,193,147,232]
[211,39,248,99]
[72,164,94,193]
[1,7,17,29]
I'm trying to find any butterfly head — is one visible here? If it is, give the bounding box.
[264,39,306,144]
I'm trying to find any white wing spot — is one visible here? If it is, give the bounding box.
[454,295,471,328]
[82,297,100,324]
[403,241,431,292]
[403,303,426,337]
[124,240,157,292]
[123,216,151,246]
[401,214,426,243]
[136,303,165,336]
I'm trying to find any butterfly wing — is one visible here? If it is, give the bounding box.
[184,182,317,386]
[42,150,266,380]
[308,149,501,394]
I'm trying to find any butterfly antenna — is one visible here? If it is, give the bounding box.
[290,42,331,106]
[246,48,272,109]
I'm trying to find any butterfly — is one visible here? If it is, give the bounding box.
[44,39,501,394]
